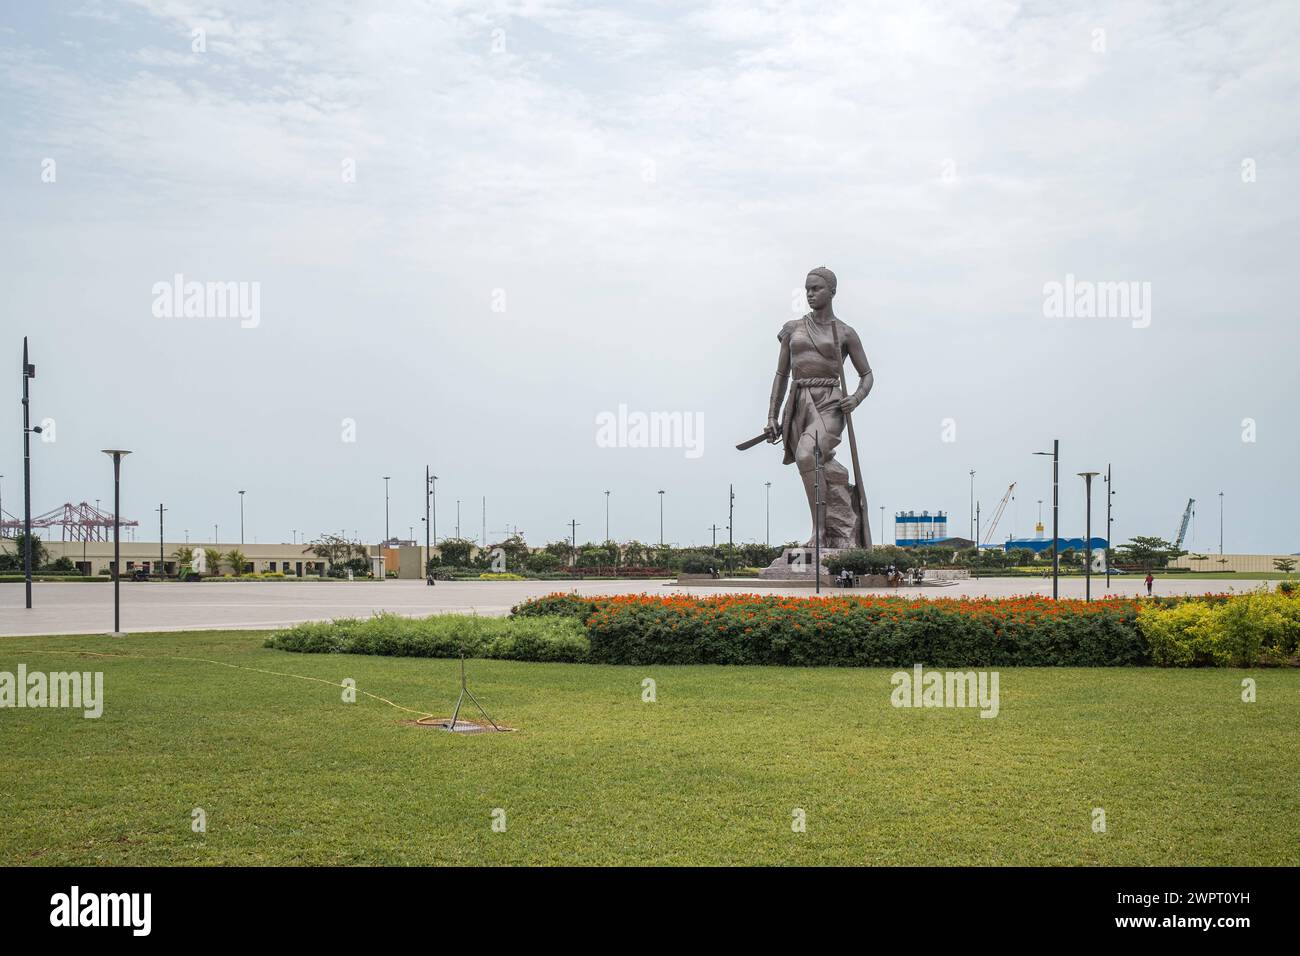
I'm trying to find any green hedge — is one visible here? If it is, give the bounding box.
[264,612,589,663]
[0,574,110,583]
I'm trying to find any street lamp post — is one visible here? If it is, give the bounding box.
[727,484,734,575]
[102,450,132,635]
[22,338,42,609]
[1078,471,1100,601]
[764,481,771,548]
[604,489,611,542]
[1218,491,1224,555]
[238,490,246,545]
[968,469,976,545]
[158,503,166,578]
[658,490,665,548]
[1033,440,1060,599]
[383,476,391,544]
[425,468,437,584]
[813,440,824,595]
[1105,465,1114,589]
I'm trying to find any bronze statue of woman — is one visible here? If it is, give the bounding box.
[763,266,874,548]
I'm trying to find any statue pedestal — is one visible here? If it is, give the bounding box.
[759,547,851,581]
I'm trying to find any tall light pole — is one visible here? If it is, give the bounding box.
[238,490,246,545]
[1218,491,1224,555]
[1104,465,1114,589]
[658,489,665,547]
[102,450,131,635]
[158,503,166,578]
[425,468,437,584]
[456,499,461,539]
[813,439,824,594]
[0,473,5,536]
[604,489,611,542]
[22,338,42,609]
[1033,440,1060,599]
[383,476,391,544]
[727,484,735,574]
[968,469,976,545]
[764,481,771,548]
[1078,472,1099,601]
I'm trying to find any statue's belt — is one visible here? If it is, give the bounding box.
[793,377,839,388]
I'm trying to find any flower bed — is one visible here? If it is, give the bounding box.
[511,591,1296,667]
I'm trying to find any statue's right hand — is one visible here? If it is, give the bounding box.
[765,418,780,441]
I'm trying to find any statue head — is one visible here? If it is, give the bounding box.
[805,266,836,310]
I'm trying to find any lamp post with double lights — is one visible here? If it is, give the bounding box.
[21,338,43,609]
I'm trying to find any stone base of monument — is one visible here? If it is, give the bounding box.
[758,547,848,581]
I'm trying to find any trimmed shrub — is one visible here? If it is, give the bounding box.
[509,592,597,620]
[512,592,1153,667]
[265,612,589,663]
[1137,588,1300,666]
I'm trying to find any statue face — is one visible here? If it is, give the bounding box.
[805,275,833,310]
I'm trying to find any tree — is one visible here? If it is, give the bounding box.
[41,556,77,574]
[1113,536,1186,570]
[171,546,195,565]
[621,540,649,566]
[225,549,248,576]
[434,537,476,567]
[1272,558,1296,575]
[484,534,531,573]
[525,551,562,574]
[203,547,223,576]
[308,534,367,571]
[544,539,575,564]
[0,532,48,572]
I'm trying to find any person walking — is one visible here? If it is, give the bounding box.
[1144,571,1154,596]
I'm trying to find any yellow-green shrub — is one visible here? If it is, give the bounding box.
[1138,589,1300,666]
[1138,601,1224,666]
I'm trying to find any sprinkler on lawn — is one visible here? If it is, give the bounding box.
[443,652,500,733]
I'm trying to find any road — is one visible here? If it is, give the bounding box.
[0,576,1274,638]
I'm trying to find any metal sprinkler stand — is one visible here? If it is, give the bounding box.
[447,654,500,732]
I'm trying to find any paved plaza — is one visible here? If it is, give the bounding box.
[0,576,1275,637]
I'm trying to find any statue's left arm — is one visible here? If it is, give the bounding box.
[838,325,873,414]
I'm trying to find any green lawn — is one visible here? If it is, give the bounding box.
[1,630,1296,866]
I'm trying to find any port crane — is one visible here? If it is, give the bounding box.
[980,482,1016,546]
[1173,498,1195,549]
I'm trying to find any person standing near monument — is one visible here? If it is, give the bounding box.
[762,266,874,549]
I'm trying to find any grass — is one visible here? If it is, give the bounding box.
[1,629,1297,866]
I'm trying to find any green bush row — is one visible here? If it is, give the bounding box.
[264,612,589,663]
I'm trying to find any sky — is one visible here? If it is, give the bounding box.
[1,0,1297,553]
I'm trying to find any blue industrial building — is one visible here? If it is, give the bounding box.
[1003,537,1108,554]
